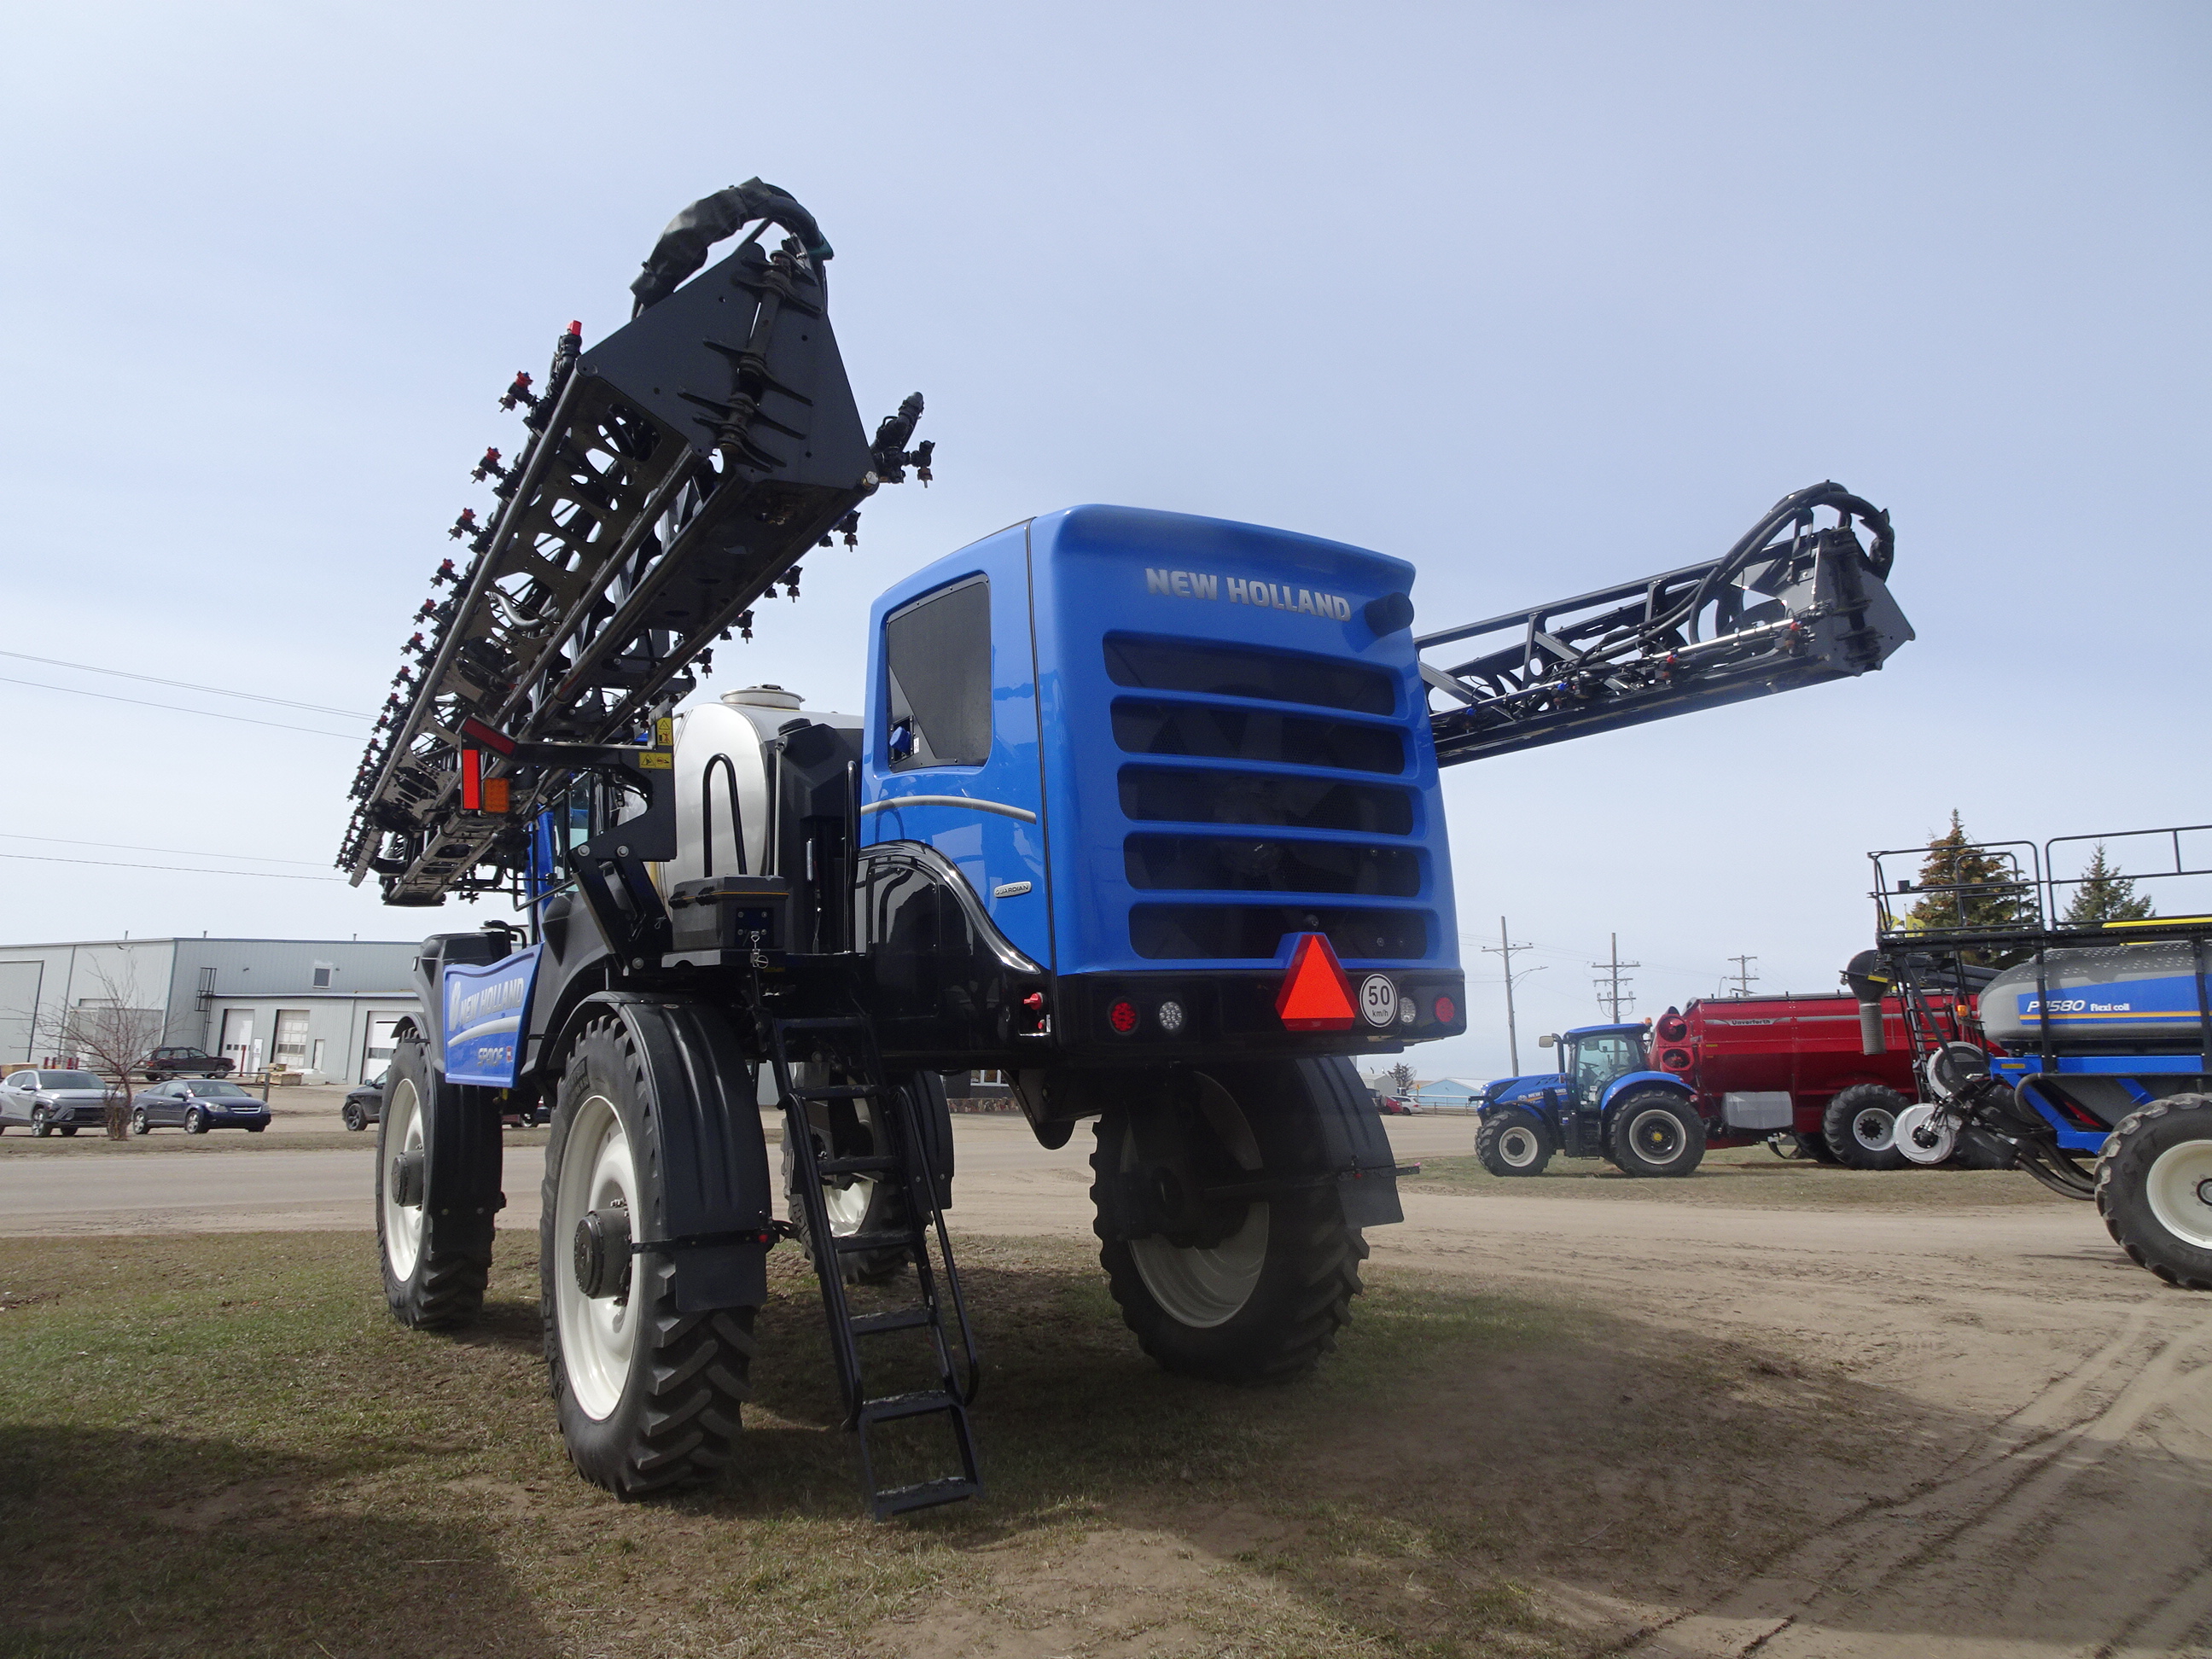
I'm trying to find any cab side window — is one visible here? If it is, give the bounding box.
[884,576,991,771]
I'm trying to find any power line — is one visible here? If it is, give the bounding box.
[1591,932,1639,1021]
[0,851,343,882]
[0,649,370,719]
[0,675,360,738]
[1726,953,1761,995]
[0,831,331,868]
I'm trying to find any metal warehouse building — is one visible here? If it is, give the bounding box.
[0,938,422,1083]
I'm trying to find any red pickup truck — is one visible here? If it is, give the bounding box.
[1649,991,2011,1169]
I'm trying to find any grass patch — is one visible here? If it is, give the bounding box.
[1404,1142,2072,1210]
[0,1230,1908,1656]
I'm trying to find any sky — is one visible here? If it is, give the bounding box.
[1,3,2204,1084]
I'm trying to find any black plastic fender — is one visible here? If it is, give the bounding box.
[564,992,775,1313]
[387,1020,504,1251]
[1296,1056,1406,1230]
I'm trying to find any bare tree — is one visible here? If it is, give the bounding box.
[1387,1061,1417,1097]
[28,962,172,1139]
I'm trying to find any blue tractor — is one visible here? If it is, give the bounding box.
[1473,1022,1706,1178]
[338,181,1911,1515]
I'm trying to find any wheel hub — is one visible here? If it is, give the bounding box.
[2145,1138,2212,1252]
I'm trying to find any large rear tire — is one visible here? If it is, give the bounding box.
[543,1016,754,1497]
[1825,1084,1909,1171]
[1092,1062,1369,1384]
[1476,1106,1552,1176]
[2096,1093,2212,1290]
[375,1038,496,1330]
[1607,1090,1706,1178]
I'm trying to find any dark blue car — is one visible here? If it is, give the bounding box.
[130,1079,271,1135]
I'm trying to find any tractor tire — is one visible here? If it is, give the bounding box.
[1796,1130,1843,1165]
[1476,1106,1552,1176]
[375,1038,497,1330]
[543,1016,754,1497]
[2096,1093,2212,1290]
[1092,1061,1369,1385]
[1825,1085,1910,1171]
[1607,1091,1706,1177]
[780,1061,911,1285]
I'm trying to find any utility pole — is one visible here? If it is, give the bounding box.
[1481,917,1540,1074]
[1591,932,1639,1021]
[1726,954,1760,996]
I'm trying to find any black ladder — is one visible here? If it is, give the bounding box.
[766,1011,982,1519]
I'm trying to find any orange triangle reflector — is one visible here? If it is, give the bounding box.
[1276,932,1356,1031]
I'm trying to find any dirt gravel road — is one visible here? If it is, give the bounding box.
[6,1112,2206,1656]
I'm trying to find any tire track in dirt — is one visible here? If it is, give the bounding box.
[1613,1297,2212,1657]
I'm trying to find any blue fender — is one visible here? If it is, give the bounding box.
[1598,1071,1697,1115]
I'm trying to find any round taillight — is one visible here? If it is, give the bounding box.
[1662,1048,1691,1069]
[1108,999,1139,1035]
[1433,995,1456,1024]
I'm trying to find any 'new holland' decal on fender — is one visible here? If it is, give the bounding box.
[1144,567,1353,620]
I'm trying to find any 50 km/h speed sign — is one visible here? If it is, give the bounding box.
[1359,974,1398,1028]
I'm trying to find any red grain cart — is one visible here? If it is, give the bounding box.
[1649,992,2008,1169]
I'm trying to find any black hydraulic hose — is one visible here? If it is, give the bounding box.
[630,178,833,314]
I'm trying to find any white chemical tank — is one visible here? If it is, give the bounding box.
[663,685,861,888]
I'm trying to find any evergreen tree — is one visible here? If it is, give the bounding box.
[2061,843,2155,928]
[1903,810,2038,938]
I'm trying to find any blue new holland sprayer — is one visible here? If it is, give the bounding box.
[338,181,1913,1516]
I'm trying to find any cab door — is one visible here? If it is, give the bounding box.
[861,528,1051,969]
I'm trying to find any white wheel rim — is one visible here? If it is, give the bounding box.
[1126,1080,1269,1330]
[1852,1106,1896,1151]
[1498,1125,1541,1168]
[1627,1106,1688,1166]
[381,1078,425,1282]
[800,1070,878,1237]
[1894,1103,1956,1166]
[2145,1138,2212,1252]
[555,1091,641,1421]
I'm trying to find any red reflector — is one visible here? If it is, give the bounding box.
[459,714,516,756]
[1433,994,1456,1024]
[1108,999,1139,1034]
[1277,934,1356,1031]
[460,747,482,812]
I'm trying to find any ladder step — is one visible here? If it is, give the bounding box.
[793,1084,879,1100]
[833,1229,917,1254]
[818,1155,898,1176]
[872,1476,981,1519]
[859,1388,959,1425]
[848,1307,933,1336]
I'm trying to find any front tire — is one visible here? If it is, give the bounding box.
[341,1103,365,1132]
[1825,1084,1909,1171]
[1476,1106,1552,1176]
[183,1109,207,1136]
[375,1039,495,1330]
[1092,1062,1369,1384]
[1608,1091,1706,1177]
[131,1109,149,1136]
[2097,1093,2212,1290]
[544,1017,754,1497]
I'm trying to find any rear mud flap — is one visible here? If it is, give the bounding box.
[1298,1056,1406,1229]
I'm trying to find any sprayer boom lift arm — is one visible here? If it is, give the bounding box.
[1418,481,1911,766]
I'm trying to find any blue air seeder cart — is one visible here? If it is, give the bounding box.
[1851,825,2212,1292]
[340,183,1914,1515]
